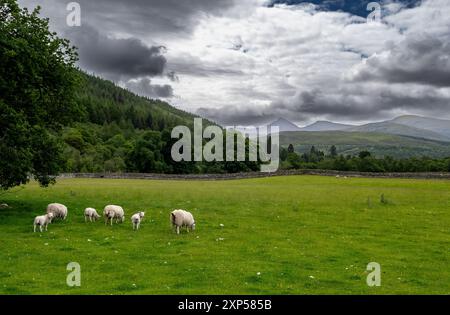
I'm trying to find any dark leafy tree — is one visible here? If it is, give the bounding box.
[0,0,80,190]
[287,144,295,153]
[329,145,338,158]
[359,151,371,159]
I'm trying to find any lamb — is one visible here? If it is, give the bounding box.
[103,205,125,226]
[33,213,54,232]
[131,212,145,230]
[84,208,101,222]
[170,209,196,234]
[46,203,68,220]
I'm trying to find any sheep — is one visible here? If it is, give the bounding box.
[84,208,101,222]
[170,209,195,234]
[0,203,10,209]
[131,212,145,230]
[33,213,54,232]
[103,205,125,226]
[46,203,68,220]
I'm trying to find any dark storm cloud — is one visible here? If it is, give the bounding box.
[81,0,240,36]
[65,25,167,81]
[351,36,450,87]
[19,0,241,36]
[84,0,238,36]
[125,77,174,98]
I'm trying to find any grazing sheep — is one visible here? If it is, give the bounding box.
[34,213,54,232]
[0,203,10,209]
[84,208,101,222]
[103,205,125,226]
[170,209,195,234]
[46,203,68,220]
[131,212,145,230]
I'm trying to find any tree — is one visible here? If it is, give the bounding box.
[287,144,295,153]
[0,0,80,190]
[280,147,288,161]
[329,145,337,158]
[126,131,166,173]
[359,151,371,159]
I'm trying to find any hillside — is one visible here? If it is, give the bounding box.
[60,72,258,174]
[391,115,450,138]
[76,72,200,130]
[346,121,450,142]
[279,131,450,158]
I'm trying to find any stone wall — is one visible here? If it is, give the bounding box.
[58,170,450,181]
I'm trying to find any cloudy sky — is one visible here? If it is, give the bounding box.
[18,0,450,126]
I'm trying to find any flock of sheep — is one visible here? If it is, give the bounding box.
[33,203,196,234]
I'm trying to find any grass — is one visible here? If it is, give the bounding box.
[0,175,449,295]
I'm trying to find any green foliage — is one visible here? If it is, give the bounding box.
[329,145,337,158]
[281,146,450,173]
[0,0,80,190]
[126,131,167,173]
[287,143,294,153]
[359,151,371,159]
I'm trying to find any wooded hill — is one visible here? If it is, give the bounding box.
[62,72,260,174]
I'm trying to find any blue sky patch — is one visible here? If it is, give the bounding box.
[269,0,422,17]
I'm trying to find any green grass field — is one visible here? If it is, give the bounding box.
[0,176,449,294]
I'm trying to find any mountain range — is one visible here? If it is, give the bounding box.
[271,116,450,142]
[270,116,450,158]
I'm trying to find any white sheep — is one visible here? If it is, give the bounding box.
[33,213,54,232]
[103,205,125,226]
[84,208,101,222]
[170,209,196,234]
[46,203,68,220]
[131,212,145,230]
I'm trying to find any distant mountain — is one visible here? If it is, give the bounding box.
[346,121,450,142]
[279,131,450,159]
[268,117,301,132]
[270,115,450,158]
[390,115,450,138]
[301,121,353,131]
[292,115,450,142]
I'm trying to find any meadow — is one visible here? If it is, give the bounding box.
[0,175,449,294]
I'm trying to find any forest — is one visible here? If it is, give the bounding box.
[280,145,450,173]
